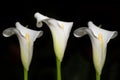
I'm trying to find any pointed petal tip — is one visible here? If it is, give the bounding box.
[34,12,48,20]
[15,22,22,27]
[69,21,74,24]
[88,21,94,26]
[111,31,118,39]
[34,12,47,28]
[70,22,74,26]
[36,22,43,28]
[88,21,93,23]
[73,27,88,38]
[34,12,40,18]
[2,28,15,37]
[37,31,44,38]
[15,22,20,24]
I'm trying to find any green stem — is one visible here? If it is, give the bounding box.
[56,58,61,80]
[24,68,28,80]
[96,72,100,80]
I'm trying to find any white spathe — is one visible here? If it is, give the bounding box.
[3,22,43,71]
[34,12,73,62]
[74,21,118,75]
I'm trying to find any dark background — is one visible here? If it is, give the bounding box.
[0,0,120,80]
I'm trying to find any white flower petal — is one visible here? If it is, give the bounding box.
[3,28,20,37]
[73,27,89,38]
[16,22,43,41]
[34,12,49,27]
[34,12,73,61]
[3,22,43,71]
[46,19,73,62]
[74,21,118,75]
[88,21,118,43]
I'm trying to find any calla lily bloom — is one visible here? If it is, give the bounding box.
[3,22,43,71]
[34,12,73,62]
[74,21,118,75]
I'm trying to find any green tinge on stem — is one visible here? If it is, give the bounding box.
[24,68,28,80]
[56,58,61,80]
[96,72,100,80]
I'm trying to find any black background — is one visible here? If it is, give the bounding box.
[0,0,120,80]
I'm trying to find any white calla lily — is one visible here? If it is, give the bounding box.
[3,22,43,71]
[74,21,118,75]
[34,12,73,62]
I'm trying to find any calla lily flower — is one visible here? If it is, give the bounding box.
[74,21,118,75]
[3,22,43,71]
[34,12,73,62]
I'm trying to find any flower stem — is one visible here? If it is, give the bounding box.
[24,68,28,80]
[96,72,100,80]
[56,58,61,80]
